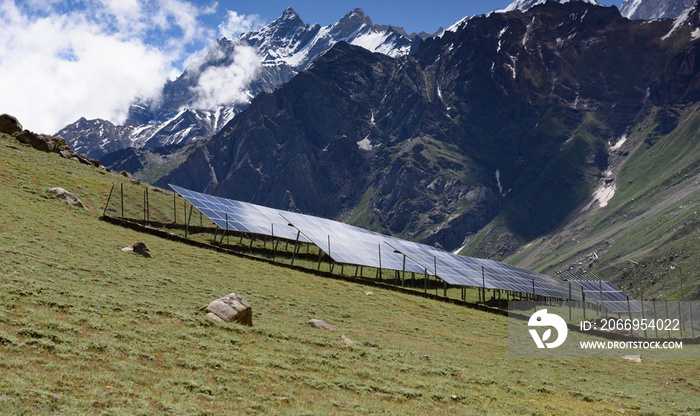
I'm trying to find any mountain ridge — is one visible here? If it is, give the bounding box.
[159,2,683,254]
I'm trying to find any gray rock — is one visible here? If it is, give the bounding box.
[133,241,152,258]
[206,312,225,323]
[14,130,55,152]
[47,187,86,209]
[121,242,152,258]
[0,114,22,135]
[308,319,338,330]
[206,293,253,326]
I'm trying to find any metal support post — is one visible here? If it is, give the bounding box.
[103,183,115,217]
[290,230,300,266]
[185,203,193,239]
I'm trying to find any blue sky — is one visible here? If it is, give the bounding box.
[202,1,623,35]
[0,0,623,133]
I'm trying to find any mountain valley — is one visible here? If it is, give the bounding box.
[55,0,700,298]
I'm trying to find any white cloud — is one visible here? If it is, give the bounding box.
[0,0,220,134]
[190,43,262,109]
[99,0,142,18]
[218,10,265,39]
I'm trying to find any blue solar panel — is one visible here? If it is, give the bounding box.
[169,184,311,243]
[569,279,643,312]
[280,211,425,273]
[385,239,582,300]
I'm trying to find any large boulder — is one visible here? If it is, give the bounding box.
[206,293,253,326]
[0,114,22,135]
[47,187,86,209]
[14,130,57,153]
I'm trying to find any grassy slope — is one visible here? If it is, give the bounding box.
[1,133,699,415]
[477,104,700,301]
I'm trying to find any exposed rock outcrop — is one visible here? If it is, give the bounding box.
[1,114,101,167]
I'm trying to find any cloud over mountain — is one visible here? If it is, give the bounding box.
[190,43,262,110]
[0,0,263,134]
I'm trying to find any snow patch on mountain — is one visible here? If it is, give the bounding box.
[442,16,471,35]
[500,0,600,13]
[661,5,693,39]
[621,0,694,20]
[581,182,616,212]
[357,136,374,151]
[611,134,627,150]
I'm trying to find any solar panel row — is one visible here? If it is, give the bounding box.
[170,184,311,243]
[385,238,583,300]
[569,279,644,312]
[278,211,427,274]
[169,184,639,311]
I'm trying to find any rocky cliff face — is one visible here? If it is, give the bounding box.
[160,2,693,252]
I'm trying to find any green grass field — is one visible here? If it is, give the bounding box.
[1,133,699,415]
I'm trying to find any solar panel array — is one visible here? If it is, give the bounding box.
[279,211,425,273]
[385,239,583,300]
[169,184,641,310]
[570,279,644,313]
[169,184,311,243]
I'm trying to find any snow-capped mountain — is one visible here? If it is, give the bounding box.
[500,0,599,13]
[58,8,418,159]
[442,0,600,35]
[620,0,694,19]
[241,8,414,69]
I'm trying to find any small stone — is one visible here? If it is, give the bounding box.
[621,355,642,363]
[420,355,431,361]
[308,319,338,330]
[132,241,152,258]
[341,335,355,345]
